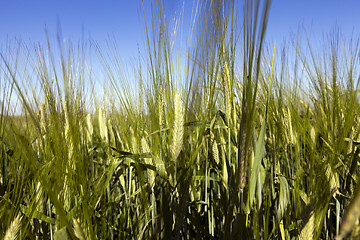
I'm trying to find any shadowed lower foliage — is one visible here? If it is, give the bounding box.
[1,0,360,239]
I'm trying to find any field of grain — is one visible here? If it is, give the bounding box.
[1,0,360,239]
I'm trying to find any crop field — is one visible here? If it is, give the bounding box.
[1,0,360,239]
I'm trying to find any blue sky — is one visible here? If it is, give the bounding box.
[0,1,188,61]
[1,0,359,59]
[268,0,360,45]
[1,0,358,82]
[1,0,359,114]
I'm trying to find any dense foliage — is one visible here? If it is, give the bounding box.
[1,0,360,239]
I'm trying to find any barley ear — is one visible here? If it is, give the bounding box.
[298,210,315,240]
[40,103,48,132]
[73,218,87,240]
[172,92,184,162]
[4,214,22,240]
[211,133,220,164]
[86,113,93,141]
[222,61,232,125]
[158,86,165,129]
[98,107,108,144]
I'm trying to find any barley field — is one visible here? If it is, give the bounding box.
[1,0,360,239]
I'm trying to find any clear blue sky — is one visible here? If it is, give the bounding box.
[0,0,359,64]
